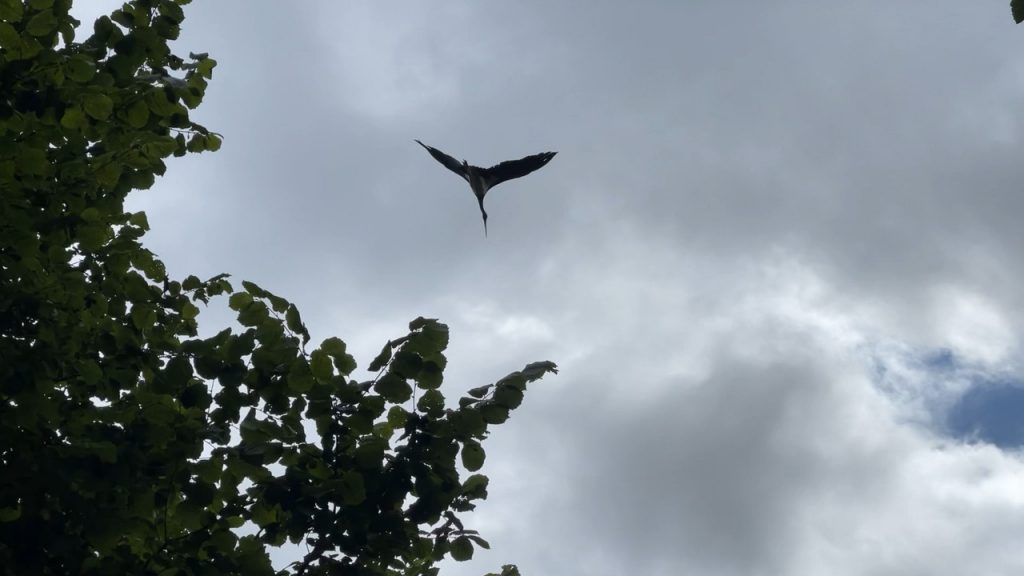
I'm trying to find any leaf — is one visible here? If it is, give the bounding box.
[392,349,423,379]
[387,405,409,428]
[492,384,524,410]
[89,440,118,463]
[367,341,393,372]
[126,99,149,128]
[0,506,21,522]
[25,9,56,37]
[94,162,122,188]
[159,0,185,23]
[339,471,366,505]
[320,336,346,356]
[287,357,313,393]
[520,360,558,381]
[451,408,485,439]
[228,291,253,311]
[0,0,23,21]
[128,211,150,229]
[310,350,331,380]
[467,384,492,399]
[461,474,489,499]
[417,388,445,415]
[83,93,113,120]
[374,373,412,403]
[461,440,485,472]
[1015,0,1024,23]
[65,55,95,82]
[284,304,307,343]
[0,23,18,48]
[449,536,474,561]
[479,402,509,425]
[321,336,356,374]
[466,534,490,550]
[60,106,87,129]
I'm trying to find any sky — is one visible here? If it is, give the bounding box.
[75,2,1024,574]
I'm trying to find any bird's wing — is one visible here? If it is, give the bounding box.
[482,151,557,189]
[415,140,469,182]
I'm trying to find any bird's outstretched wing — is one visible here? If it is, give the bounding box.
[482,151,557,189]
[415,140,469,182]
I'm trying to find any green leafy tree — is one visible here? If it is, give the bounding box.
[0,1,556,574]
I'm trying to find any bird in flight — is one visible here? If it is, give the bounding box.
[415,140,557,236]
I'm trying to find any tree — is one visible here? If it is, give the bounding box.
[0,1,556,574]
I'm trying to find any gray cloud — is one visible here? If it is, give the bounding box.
[69,0,1024,573]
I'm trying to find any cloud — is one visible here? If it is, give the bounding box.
[82,0,1024,573]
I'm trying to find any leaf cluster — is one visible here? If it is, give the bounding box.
[0,2,557,575]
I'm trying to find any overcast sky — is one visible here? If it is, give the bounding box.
[75,1,1024,574]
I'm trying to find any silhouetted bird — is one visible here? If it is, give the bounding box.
[415,140,557,236]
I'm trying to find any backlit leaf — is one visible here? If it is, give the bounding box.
[461,440,485,472]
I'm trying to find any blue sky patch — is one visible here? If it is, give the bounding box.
[947,381,1024,449]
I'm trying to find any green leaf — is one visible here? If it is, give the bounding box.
[449,536,473,561]
[89,440,118,463]
[60,106,87,130]
[321,336,346,356]
[25,10,56,36]
[0,506,21,522]
[94,162,122,188]
[80,207,100,223]
[16,146,47,176]
[479,402,509,425]
[66,55,95,82]
[83,93,114,120]
[159,0,185,23]
[417,388,445,415]
[310,350,332,380]
[374,373,412,403]
[284,305,307,342]
[467,534,490,550]
[228,291,253,311]
[387,405,409,428]
[339,471,366,505]
[206,133,222,151]
[461,440,485,472]
[126,99,149,128]
[321,336,356,374]
[461,474,489,499]
[0,22,18,48]
[196,56,217,79]
[521,360,559,380]
[146,88,176,116]
[392,349,423,379]
[451,408,486,439]
[467,384,491,399]
[493,384,524,410]
[0,0,23,21]
[287,357,313,393]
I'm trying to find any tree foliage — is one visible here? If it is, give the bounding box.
[0,1,556,574]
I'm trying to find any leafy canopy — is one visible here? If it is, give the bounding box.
[0,1,556,575]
